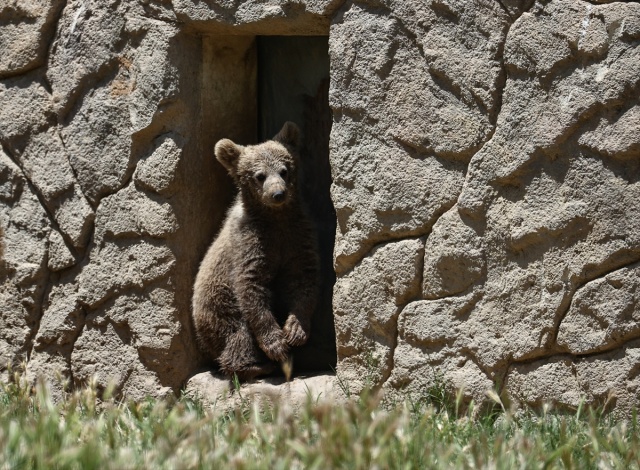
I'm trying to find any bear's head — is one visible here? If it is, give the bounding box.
[214,122,301,209]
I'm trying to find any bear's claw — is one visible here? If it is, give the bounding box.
[257,329,289,362]
[283,315,308,347]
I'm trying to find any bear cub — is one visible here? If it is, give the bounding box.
[192,122,320,381]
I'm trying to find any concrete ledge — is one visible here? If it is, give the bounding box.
[185,372,340,413]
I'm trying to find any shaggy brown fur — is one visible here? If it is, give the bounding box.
[192,122,320,381]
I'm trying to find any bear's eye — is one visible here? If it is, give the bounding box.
[256,173,266,182]
[279,168,288,179]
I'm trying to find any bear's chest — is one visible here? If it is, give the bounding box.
[261,228,297,269]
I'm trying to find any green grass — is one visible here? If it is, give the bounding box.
[1,372,639,469]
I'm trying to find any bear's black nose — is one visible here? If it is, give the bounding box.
[273,191,285,202]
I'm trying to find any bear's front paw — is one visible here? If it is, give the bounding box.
[257,328,289,362]
[283,315,309,347]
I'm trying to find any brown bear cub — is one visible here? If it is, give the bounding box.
[192,122,320,381]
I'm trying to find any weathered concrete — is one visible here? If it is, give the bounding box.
[1,0,639,416]
[185,372,339,413]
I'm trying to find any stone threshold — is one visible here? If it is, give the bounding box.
[185,372,339,413]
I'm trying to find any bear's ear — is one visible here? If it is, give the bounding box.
[273,121,300,149]
[215,139,243,176]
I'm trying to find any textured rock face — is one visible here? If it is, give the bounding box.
[0,0,65,78]
[0,0,204,398]
[1,0,639,415]
[331,0,640,416]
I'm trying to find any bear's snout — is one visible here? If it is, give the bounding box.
[272,190,285,202]
[263,175,288,206]
[268,185,287,205]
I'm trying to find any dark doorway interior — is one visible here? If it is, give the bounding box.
[257,36,336,373]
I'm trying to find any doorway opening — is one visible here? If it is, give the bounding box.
[200,35,336,374]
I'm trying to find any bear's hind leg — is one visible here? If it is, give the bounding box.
[218,324,275,381]
[193,279,236,364]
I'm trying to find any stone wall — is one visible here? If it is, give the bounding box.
[1,0,639,414]
[330,0,640,415]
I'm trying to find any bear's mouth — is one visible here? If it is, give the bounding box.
[263,189,289,208]
[264,197,288,208]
